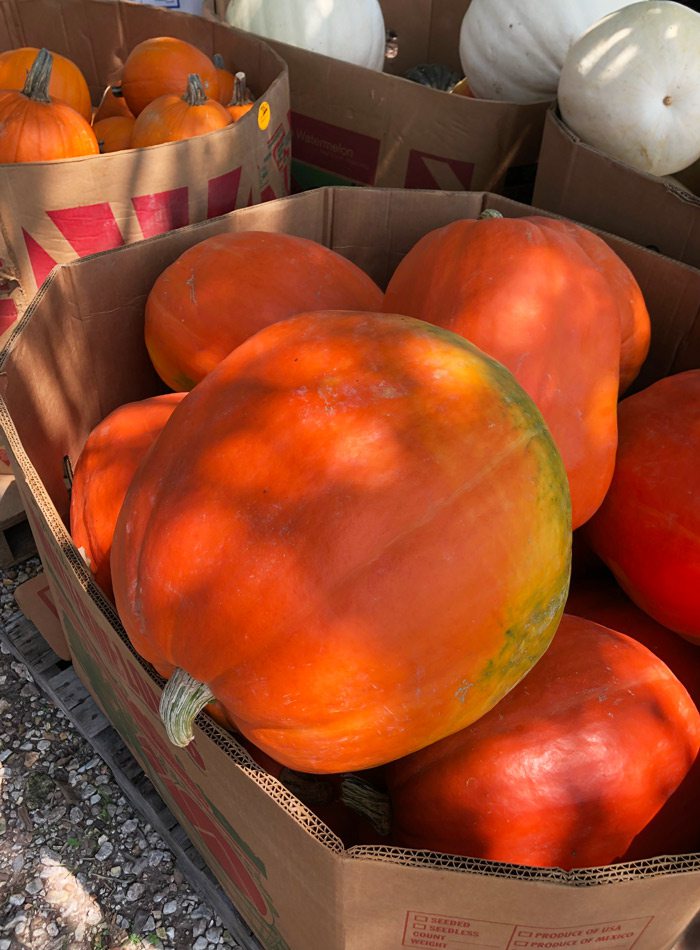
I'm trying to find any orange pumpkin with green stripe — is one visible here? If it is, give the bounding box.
[111,310,572,773]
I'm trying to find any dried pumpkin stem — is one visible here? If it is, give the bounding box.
[160,667,215,747]
[22,47,53,103]
[340,774,392,836]
[230,71,249,107]
[183,73,208,107]
[478,209,504,220]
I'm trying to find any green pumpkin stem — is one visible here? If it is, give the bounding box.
[478,209,504,220]
[183,73,208,107]
[339,774,392,836]
[160,667,215,747]
[22,47,53,103]
[229,71,249,107]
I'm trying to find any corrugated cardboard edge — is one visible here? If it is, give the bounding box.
[534,107,700,268]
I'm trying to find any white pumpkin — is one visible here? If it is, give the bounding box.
[459,0,638,102]
[225,0,386,72]
[558,1,700,177]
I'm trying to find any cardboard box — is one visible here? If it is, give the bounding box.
[0,0,292,330]
[1,188,699,950]
[14,572,70,660]
[533,108,700,269]
[212,0,549,202]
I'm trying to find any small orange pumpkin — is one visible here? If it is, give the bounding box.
[93,115,135,153]
[0,45,92,121]
[213,53,235,105]
[129,73,232,149]
[0,49,99,163]
[121,36,219,116]
[226,71,254,122]
[93,82,134,123]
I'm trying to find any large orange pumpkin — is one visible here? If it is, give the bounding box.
[0,45,92,121]
[70,392,185,600]
[145,231,385,391]
[129,73,231,149]
[383,212,651,529]
[566,572,700,861]
[111,311,572,773]
[121,36,219,116]
[372,614,700,868]
[0,49,99,162]
[583,369,700,643]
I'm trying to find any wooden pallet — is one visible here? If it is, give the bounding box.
[0,609,262,950]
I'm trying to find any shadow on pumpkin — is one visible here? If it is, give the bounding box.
[109,310,570,776]
[380,614,700,869]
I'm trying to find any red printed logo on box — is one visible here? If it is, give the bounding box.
[404,150,475,191]
[291,112,380,185]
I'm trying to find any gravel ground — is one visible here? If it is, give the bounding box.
[0,555,246,950]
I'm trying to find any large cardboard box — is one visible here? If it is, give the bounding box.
[213,0,549,202]
[1,188,699,950]
[533,108,700,269]
[0,0,291,330]
[14,572,70,660]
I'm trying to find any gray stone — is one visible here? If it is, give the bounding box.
[126,882,145,901]
[95,841,114,861]
[163,900,177,915]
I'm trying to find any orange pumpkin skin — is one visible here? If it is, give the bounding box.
[93,83,134,123]
[0,50,99,162]
[144,231,385,391]
[129,74,231,149]
[0,46,92,121]
[385,614,700,869]
[383,214,648,529]
[121,36,219,116]
[544,218,650,393]
[111,311,571,773]
[70,392,185,601]
[566,573,700,861]
[93,115,135,153]
[583,370,700,644]
[212,53,235,104]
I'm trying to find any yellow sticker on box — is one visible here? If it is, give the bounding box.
[258,101,271,131]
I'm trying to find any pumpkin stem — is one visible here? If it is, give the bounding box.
[213,53,226,69]
[340,774,392,836]
[183,73,208,107]
[159,667,215,747]
[22,47,53,103]
[478,209,504,220]
[278,768,336,806]
[229,71,251,107]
